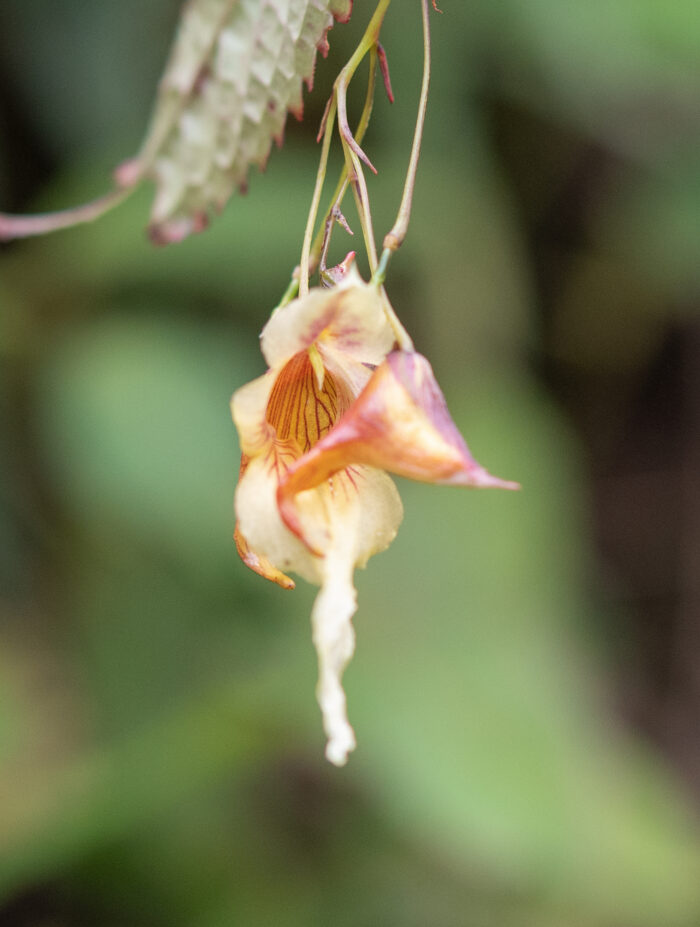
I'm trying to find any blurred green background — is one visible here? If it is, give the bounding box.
[1,2,700,925]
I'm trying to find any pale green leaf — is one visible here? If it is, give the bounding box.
[120,0,352,242]
[0,0,352,243]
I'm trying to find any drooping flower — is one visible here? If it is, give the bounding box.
[231,261,517,765]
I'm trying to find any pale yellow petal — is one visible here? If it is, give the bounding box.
[230,370,276,456]
[261,267,395,370]
[235,453,323,586]
[318,343,374,398]
[234,520,295,589]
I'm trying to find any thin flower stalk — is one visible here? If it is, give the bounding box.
[299,0,393,295]
[299,95,338,298]
[375,0,432,285]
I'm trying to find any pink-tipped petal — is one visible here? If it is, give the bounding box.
[277,351,518,546]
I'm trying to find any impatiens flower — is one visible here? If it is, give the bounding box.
[231,261,517,765]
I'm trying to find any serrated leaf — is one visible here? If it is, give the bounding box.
[119,0,352,242]
[0,0,352,243]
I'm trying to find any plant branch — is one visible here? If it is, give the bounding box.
[0,188,132,242]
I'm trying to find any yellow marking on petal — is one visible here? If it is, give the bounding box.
[308,343,326,389]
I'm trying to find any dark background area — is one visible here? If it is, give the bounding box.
[1,2,699,925]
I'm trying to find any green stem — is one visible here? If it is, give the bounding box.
[345,145,378,275]
[311,47,379,274]
[274,273,300,310]
[380,0,432,266]
[373,247,392,287]
[340,0,392,82]
[298,96,337,297]
[297,0,392,296]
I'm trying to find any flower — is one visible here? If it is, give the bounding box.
[231,261,517,765]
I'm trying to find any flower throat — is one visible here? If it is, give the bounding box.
[265,351,351,455]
